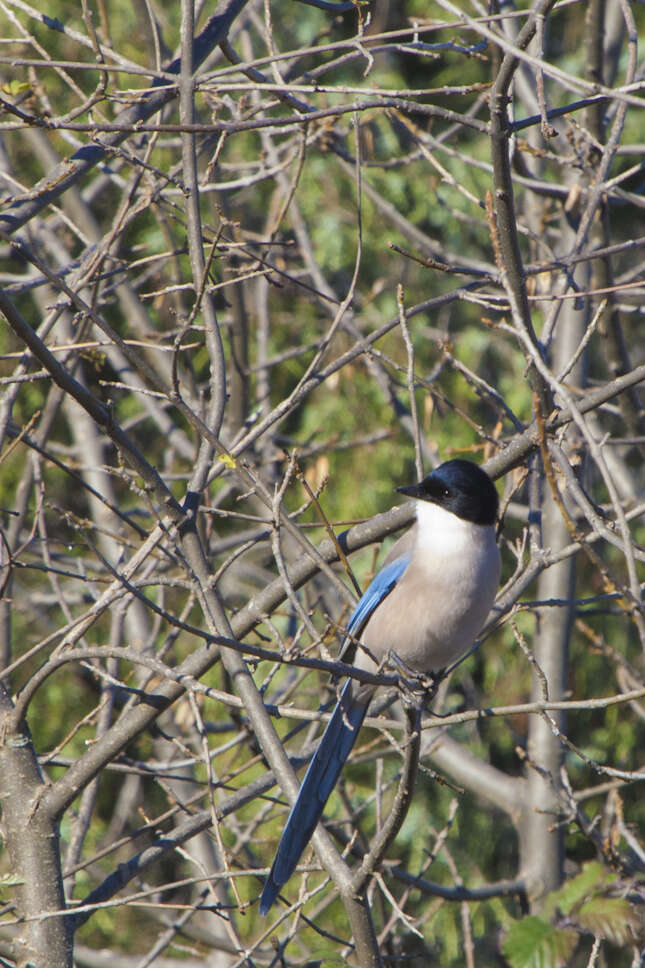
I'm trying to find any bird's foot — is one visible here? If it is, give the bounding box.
[387,651,443,707]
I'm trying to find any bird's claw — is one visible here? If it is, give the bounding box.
[387,651,443,707]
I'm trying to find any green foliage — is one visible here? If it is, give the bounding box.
[0,872,24,891]
[503,863,641,968]
[502,916,578,968]
[575,896,638,948]
[543,861,613,917]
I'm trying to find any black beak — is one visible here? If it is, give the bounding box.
[396,482,424,499]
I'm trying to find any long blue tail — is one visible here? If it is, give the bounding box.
[259,679,371,915]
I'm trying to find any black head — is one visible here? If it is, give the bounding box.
[396,459,499,526]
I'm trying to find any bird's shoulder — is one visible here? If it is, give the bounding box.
[381,524,417,568]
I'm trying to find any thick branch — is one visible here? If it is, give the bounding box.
[0,682,71,967]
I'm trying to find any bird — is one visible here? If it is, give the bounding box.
[259,458,501,915]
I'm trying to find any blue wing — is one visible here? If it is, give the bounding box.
[341,554,410,658]
[259,553,410,915]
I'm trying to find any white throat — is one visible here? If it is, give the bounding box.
[413,499,494,554]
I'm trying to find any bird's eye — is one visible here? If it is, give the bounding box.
[442,487,450,497]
